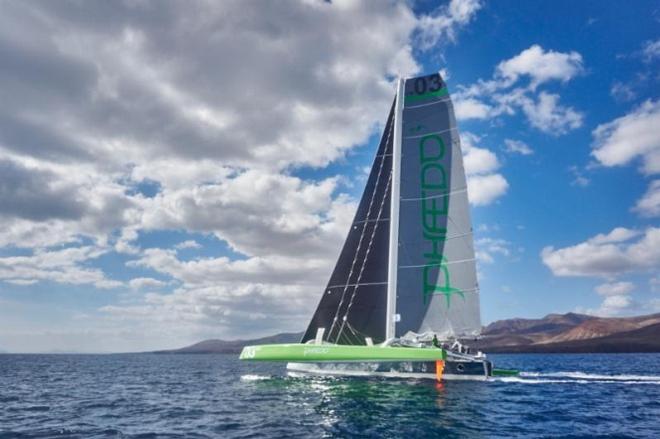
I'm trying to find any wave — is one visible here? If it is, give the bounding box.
[240,374,271,381]
[520,371,660,382]
[494,371,660,385]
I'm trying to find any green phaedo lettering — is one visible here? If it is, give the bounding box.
[418,134,464,307]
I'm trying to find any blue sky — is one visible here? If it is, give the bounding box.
[0,0,658,352]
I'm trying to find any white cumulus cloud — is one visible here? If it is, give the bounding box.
[460,133,508,206]
[496,44,584,88]
[592,100,660,175]
[633,180,660,218]
[454,45,584,134]
[504,139,533,155]
[541,227,660,278]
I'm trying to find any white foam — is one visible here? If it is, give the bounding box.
[519,371,660,382]
[240,374,271,381]
[492,371,660,385]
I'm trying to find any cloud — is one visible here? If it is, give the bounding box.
[463,144,500,175]
[495,44,583,88]
[475,237,511,264]
[588,227,641,245]
[568,165,590,187]
[518,92,583,134]
[504,139,533,155]
[595,281,634,297]
[642,39,660,62]
[591,100,660,175]
[465,174,509,206]
[592,295,635,317]
[0,158,87,221]
[139,171,355,259]
[129,277,169,290]
[541,227,660,277]
[0,246,121,289]
[416,0,482,49]
[174,240,201,250]
[460,133,508,205]
[454,45,584,134]
[588,281,637,317]
[454,98,494,120]
[633,180,660,218]
[610,81,637,102]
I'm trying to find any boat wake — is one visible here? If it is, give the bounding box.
[240,374,271,382]
[493,371,660,384]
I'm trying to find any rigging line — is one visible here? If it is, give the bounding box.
[339,320,365,346]
[344,322,363,345]
[327,110,394,342]
[400,187,467,201]
[336,172,392,341]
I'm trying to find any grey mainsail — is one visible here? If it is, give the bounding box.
[303,72,481,345]
[395,73,481,339]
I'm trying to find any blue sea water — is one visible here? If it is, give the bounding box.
[1,353,659,438]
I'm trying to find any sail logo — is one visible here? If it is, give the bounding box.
[303,347,329,356]
[419,134,465,307]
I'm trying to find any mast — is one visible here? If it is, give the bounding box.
[385,78,405,340]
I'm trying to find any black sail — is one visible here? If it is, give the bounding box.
[302,101,394,345]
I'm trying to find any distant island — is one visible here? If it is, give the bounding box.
[154,312,660,354]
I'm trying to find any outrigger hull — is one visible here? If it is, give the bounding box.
[239,343,446,362]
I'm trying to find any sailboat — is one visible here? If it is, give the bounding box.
[240,72,518,381]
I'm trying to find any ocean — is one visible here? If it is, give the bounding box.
[1,353,659,438]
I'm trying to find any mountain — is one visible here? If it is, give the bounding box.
[470,312,660,353]
[152,332,303,354]
[154,313,660,354]
[479,322,660,353]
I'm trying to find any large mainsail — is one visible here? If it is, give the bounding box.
[302,102,394,345]
[395,73,481,339]
[303,72,480,345]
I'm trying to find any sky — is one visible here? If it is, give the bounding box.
[0,0,658,353]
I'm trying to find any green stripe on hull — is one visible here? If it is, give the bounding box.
[239,343,447,362]
[492,368,520,377]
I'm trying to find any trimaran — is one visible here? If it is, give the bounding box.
[240,72,518,380]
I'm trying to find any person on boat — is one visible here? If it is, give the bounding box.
[432,334,440,348]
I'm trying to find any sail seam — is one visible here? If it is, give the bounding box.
[403,127,456,140]
[327,281,388,289]
[353,218,389,225]
[401,187,467,201]
[404,96,451,110]
[399,257,476,269]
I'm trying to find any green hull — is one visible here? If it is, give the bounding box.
[239,343,447,362]
[492,368,520,377]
